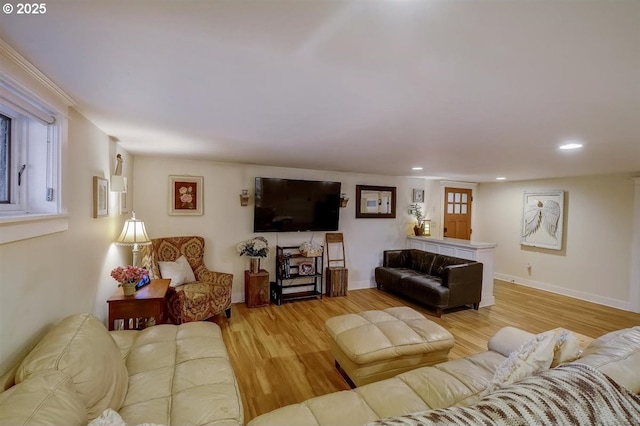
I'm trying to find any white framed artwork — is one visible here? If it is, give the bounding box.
[521,190,564,250]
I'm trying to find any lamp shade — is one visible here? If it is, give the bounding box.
[116,212,151,246]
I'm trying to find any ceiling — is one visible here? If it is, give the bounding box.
[1,1,639,182]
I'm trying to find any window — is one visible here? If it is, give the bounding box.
[0,113,10,203]
[0,80,61,217]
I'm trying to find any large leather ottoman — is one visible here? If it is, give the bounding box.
[325,306,454,387]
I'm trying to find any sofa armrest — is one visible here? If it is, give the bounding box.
[382,250,409,268]
[441,262,483,307]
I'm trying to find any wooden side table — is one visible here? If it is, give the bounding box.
[107,278,170,331]
[244,269,270,308]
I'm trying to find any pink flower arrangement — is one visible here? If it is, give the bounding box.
[111,265,149,285]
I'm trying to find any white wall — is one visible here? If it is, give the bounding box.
[133,157,437,302]
[475,174,638,310]
[0,108,131,377]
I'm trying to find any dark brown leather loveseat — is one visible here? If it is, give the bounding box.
[375,249,483,316]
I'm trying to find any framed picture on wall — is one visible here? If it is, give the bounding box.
[521,190,564,250]
[92,176,108,218]
[169,175,204,215]
[355,185,397,218]
[412,188,424,203]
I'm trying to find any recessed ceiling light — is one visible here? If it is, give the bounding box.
[496,177,506,181]
[411,167,423,171]
[559,142,583,150]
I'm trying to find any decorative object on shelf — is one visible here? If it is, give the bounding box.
[355,185,397,218]
[237,236,269,272]
[340,193,349,208]
[239,189,250,206]
[521,190,564,250]
[111,265,149,296]
[298,261,315,276]
[409,203,426,236]
[299,241,323,257]
[422,219,432,237]
[169,175,204,215]
[110,154,127,193]
[115,212,152,266]
[412,188,424,203]
[93,176,109,218]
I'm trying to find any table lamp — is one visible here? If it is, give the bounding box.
[115,211,151,266]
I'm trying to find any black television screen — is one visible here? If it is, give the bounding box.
[254,178,341,232]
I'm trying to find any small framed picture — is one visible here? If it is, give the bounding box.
[169,175,204,215]
[412,188,425,203]
[93,176,108,218]
[119,192,129,215]
[298,261,315,276]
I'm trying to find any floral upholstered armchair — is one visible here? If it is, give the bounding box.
[140,236,233,323]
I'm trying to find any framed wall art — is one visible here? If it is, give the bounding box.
[298,261,315,276]
[119,192,129,215]
[412,188,424,203]
[169,175,204,215]
[521,190,564,250]
[355,185,397,218]
[92,176,108,218]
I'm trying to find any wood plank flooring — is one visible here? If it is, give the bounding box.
[210,280,640,422]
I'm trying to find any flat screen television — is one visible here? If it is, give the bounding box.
[254,177,341,232]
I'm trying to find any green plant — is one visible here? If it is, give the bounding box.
[409,203,424,225]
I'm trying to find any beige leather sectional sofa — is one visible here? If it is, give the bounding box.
[0,313,243,426]
[0,312,638,426]
[248,326,640,426]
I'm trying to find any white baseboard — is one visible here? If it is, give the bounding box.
[348,280,376,291]
[494,273,632,312]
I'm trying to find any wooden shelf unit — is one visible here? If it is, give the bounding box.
[272,245,323,305]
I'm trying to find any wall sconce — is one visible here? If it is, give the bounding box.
[340,193,349,208]
[110,154,127,192]
[239,189,250,206]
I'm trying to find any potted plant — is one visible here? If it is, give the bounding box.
[111,265,149,296]
[409,204,425,236]
[237,236,270,273]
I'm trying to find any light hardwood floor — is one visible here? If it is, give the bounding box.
[211,280,640,422]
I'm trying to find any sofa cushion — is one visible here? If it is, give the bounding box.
[409,250,436,274]
[118,322,243,426]
[15,313,128,419]
[375,268,422,289]
[0,370,87,426]
[577,326,640,394]
[158,255,196,287]
[485,330,556,394]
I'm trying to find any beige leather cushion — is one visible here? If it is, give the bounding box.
[325,307,454,365]
[0,371,87,426]
[118,322,243,426]
[15,313,128,419]
[577,326,640,393]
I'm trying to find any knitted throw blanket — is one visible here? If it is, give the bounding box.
[369,364,640,426]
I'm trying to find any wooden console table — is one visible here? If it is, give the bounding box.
[107,278,170,330]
